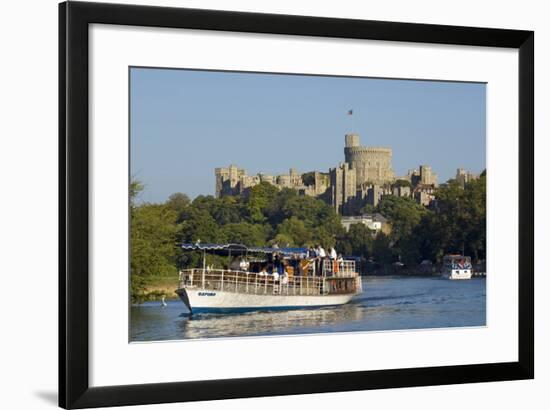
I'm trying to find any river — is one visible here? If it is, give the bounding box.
[130,276,486,342]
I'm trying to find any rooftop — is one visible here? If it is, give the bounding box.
[341,213,388,223]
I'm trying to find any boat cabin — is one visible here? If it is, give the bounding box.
[442,254,473,280]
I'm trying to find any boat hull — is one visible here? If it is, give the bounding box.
[442,269,472,280]
[176,288,356,313]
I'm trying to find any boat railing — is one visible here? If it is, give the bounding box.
[322,259,356,278]
[178,268,360,296]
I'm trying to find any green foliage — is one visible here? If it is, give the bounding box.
[281,196,326,224]
[301,171,328,186]
[277,217,311,247]
[263,188,298,224]
[372,232,393,265]
[394,174,487,266]
[130,274,148,304]
[359,204,376,215]
[131,204,179,277]
[130,179,144,205]
[377,195,427,243]
[393,179,412,188]
[220,222,269,246]
[336,224,374,258]
[269,233,295,247]
[166,192,190,214]
[178,207,222,243]
[301,171,316,186]
[245,182,279,223]
[191,195,218,216]
[211,196,243,225]
[130,193,179,303]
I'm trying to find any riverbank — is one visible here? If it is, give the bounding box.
[137,275,180,301]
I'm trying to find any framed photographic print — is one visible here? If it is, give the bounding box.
[59,1,534,408]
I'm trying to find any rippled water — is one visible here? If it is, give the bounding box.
[130,276,486,342]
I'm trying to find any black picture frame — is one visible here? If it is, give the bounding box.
[59,1,534,408]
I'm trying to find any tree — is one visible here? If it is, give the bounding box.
[372,232,393,265]
[269,233,295,247]
[244,182,279,223]
[130,179,144,206]
[264,188,298,225]
[130,203,179,303]
[336,223,374,258]
[461,174,486,261]
[178,207,223,244]
[405,173,487,264]
[276,217,311,246]
[165,192,190,215]
[191,195,218,216]
[211,196,243,225]
[377,195,427,245]
[301,171,316,186]
[360,204,376,214]
[280,195,329,226]
[220,222,269,246]
[300,171,328,187]
[393,179,411,188]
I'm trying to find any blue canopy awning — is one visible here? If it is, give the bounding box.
[180,243,307,257]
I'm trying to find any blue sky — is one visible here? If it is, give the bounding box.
[130,67,486,203]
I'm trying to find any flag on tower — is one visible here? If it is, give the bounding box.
[348,109,353,115]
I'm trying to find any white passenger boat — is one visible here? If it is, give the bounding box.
[441,254,472,280]
[176,243,362,314]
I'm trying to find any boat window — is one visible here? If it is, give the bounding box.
[443,256,472,269]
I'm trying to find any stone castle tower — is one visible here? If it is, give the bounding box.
[329,162,356,214]
[344,133,394,185]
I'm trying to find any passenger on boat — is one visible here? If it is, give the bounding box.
[239,258,250,271]
[305,247,313,275]
[332,254,343,275]
[329,247,338,275]
[299,258,311,276]
[281,271,289,285]
[274,253,284,275]
[316,244,326,276]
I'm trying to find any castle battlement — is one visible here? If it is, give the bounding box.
[344,147,393,154]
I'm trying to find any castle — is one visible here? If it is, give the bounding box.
[214,166,330,199]
[215,133,440,214]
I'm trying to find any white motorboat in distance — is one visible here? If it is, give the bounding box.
[176,243,362,314]
[441,254,473,280]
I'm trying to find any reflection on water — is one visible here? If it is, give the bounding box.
[130,276,486,342]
